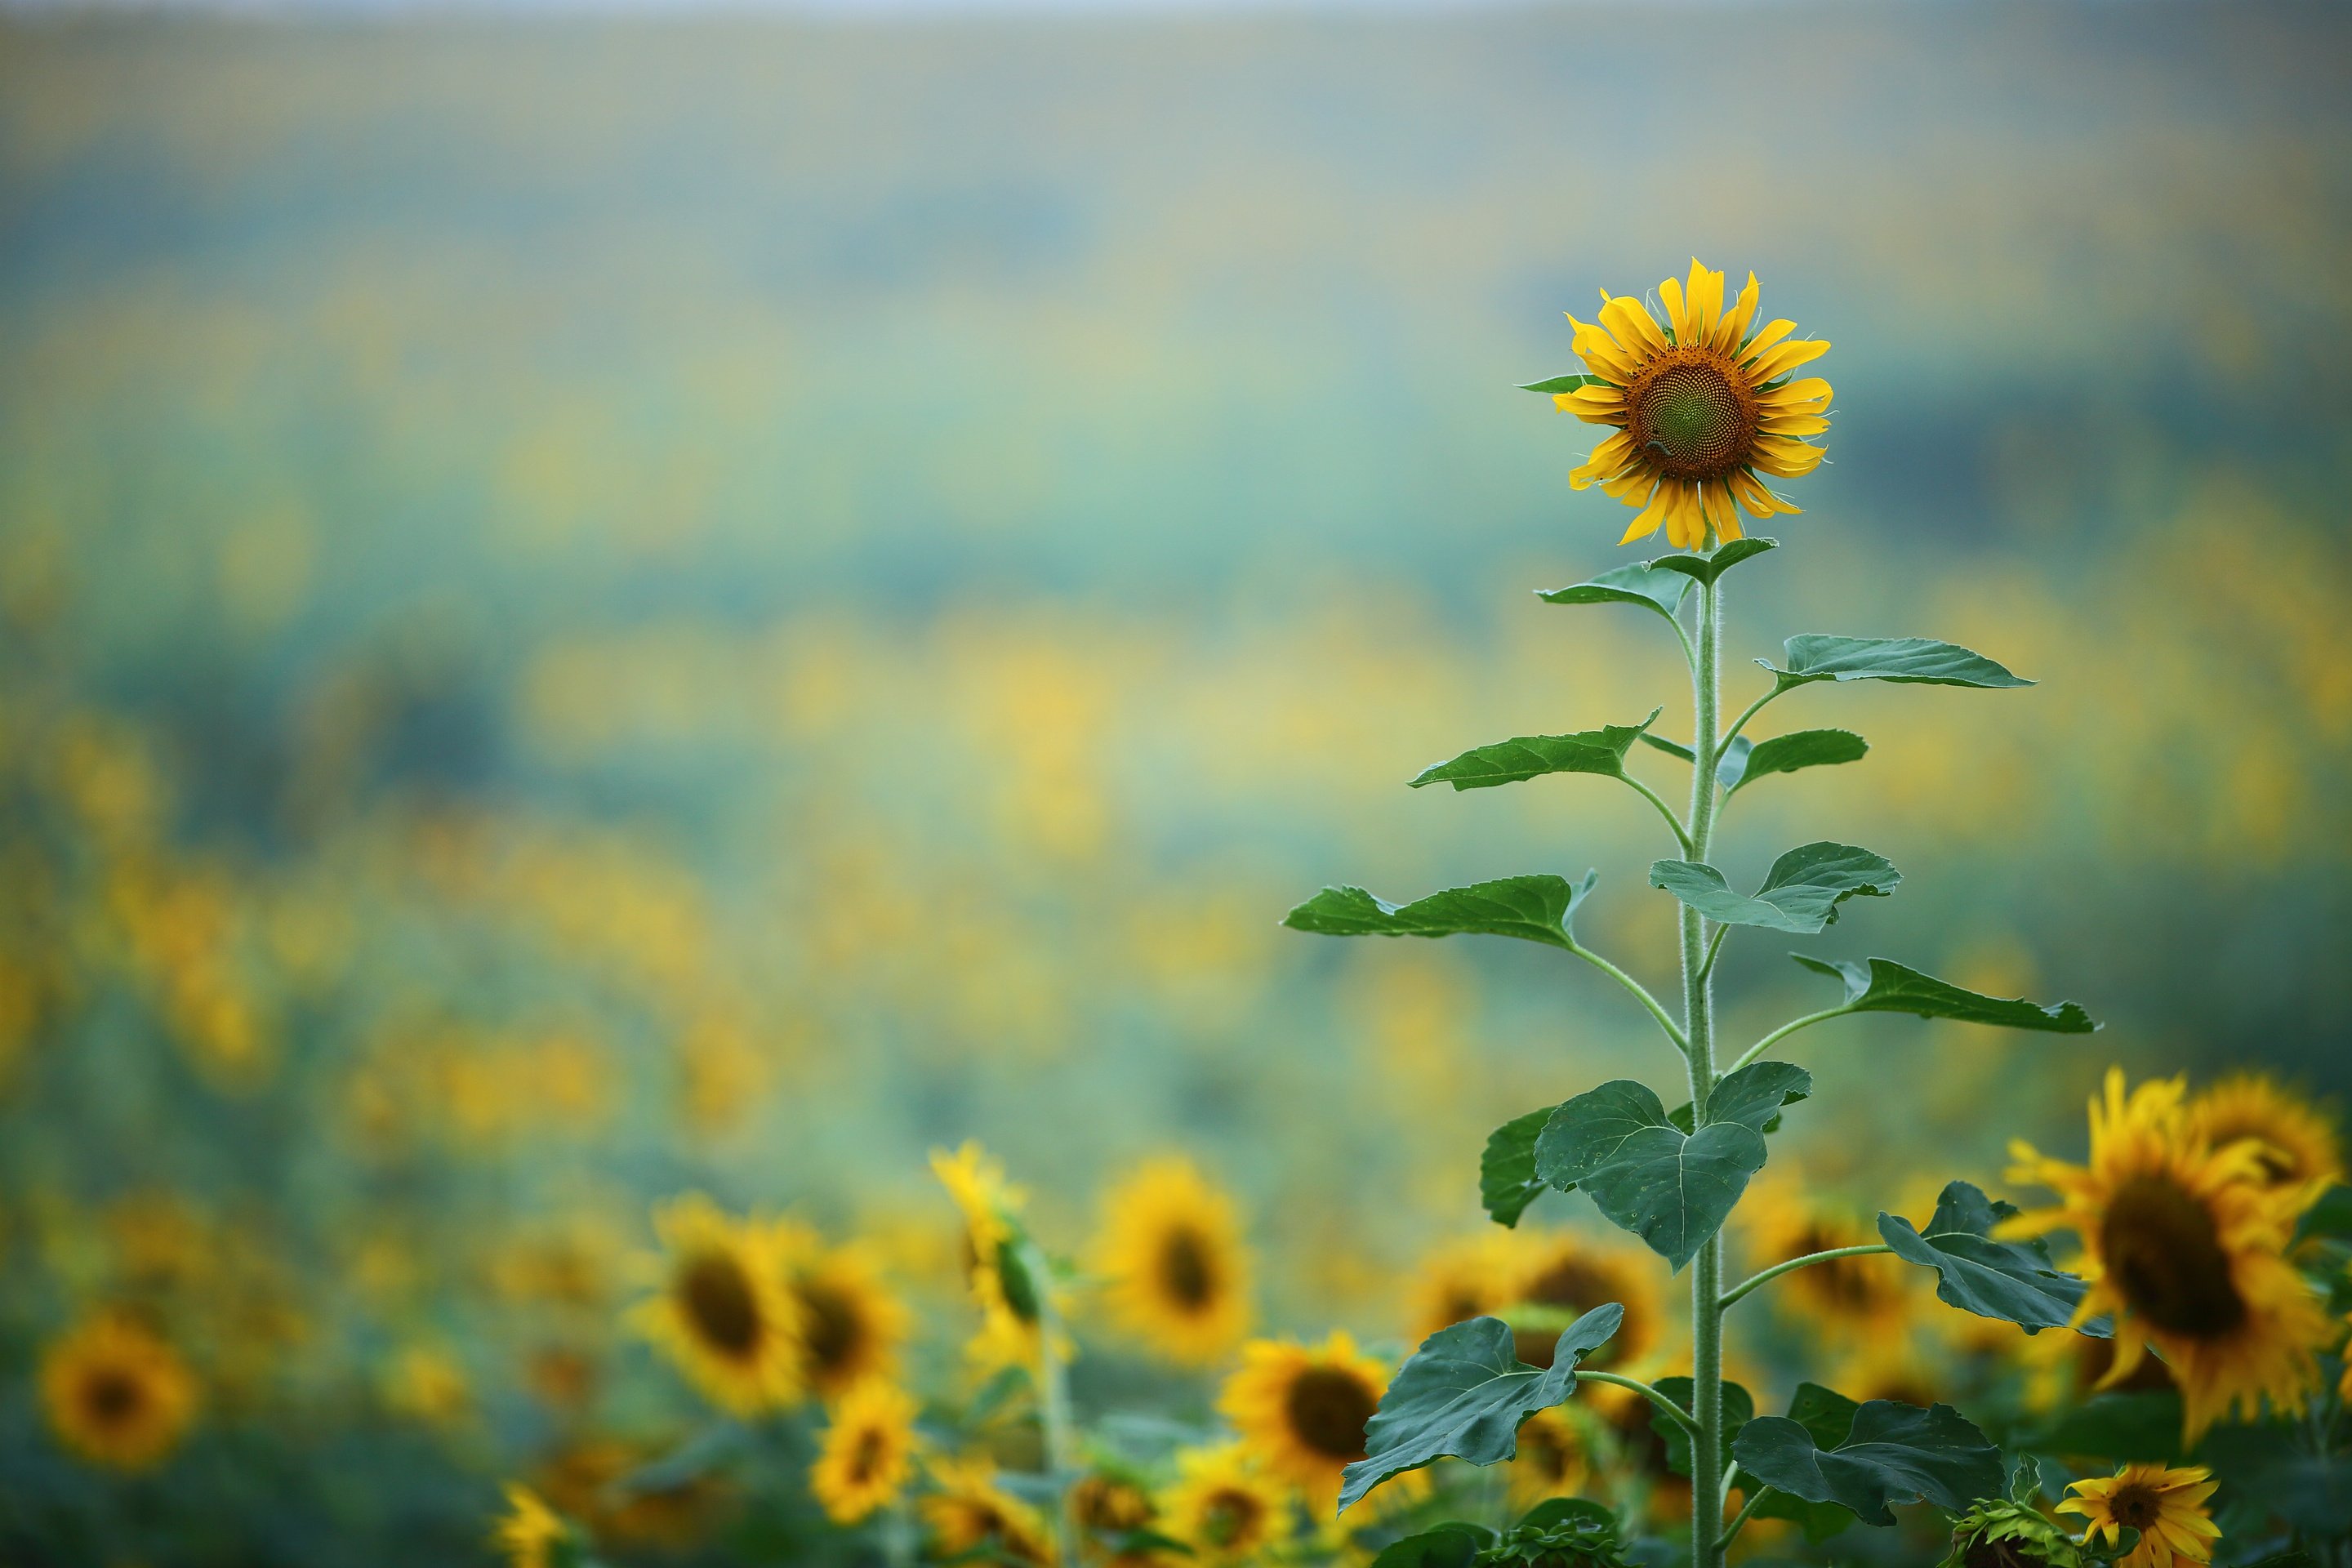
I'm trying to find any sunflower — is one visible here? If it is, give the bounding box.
[2187,1074,2341,1193]
[1219,1330,1388,1508]
[1505,1405,1588,1510]
[1402,1231,1523,1343]
[1505,1232,1663,1375]
[38,1311,198,1472]
[932,1142,1056,1373]
[1163,1443,1290,1565]
[491,1483,572,1568]
[921,1456,1057,1567]
[627,1194,804,1416]
[1741,1176,1909,1328]
[1071,1468,1169,1566]
[2003,1068,2332,1441]
[1094,1156,1253,1366]
[775,1222,911,1403]
[1554,260,1832,548]
[808,1379,920,1526]
[2059,1463,2221,1568]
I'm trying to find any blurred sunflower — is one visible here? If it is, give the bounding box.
[491,1483,572,1568]
[932,1142,1055,1373]
[1071,1467,1165,1565]
[2187,1074,2341,1192]
[1741,1178,1909,1328]
[2004,1068,2332,1440]
[38,1310,198,1472]
[1508,1232,1662,1374]
[1555,259,1832,548]
[1163,1443,1289,1565]
[627,1194,804,1417]
[1504,1405,1588,1510]
[776,1223,911,1403]
[2060,1463,2221,1568]
[1094,1156,1253,1367]
[1219,1330,1387,1508]
[921,1456,1056,1567]
[808,1379,919,1526]
[1402,1231,1521,1343]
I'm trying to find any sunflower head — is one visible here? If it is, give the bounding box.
[2187,1074,2341,1193]
[1217,1330,1388,1508]
[2057,1464,2220,1568]
[808,1379,920,1526]
[1094,1156,1253,1367]
[931,1143,1056,1370]
[922,1456,1058,1567]
[38,1310,198,1472]
[774,1222,911,1402]
[492,1483,581,1568]
[1162,1443,1289,1566]
[1940,1498,2088,1568]
[628,1194,804,1416]
[1551,260,1832,550]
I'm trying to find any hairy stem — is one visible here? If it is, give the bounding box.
[1719,1244,1896,1312]
[1684,566,1726,1568]
[1723,1005,1855,1076]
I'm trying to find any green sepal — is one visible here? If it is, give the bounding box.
[1762,635,2033,693]
[1644,537,1777,586]
[1410,710,1661,791]
[1284,871,1595,952]
[1720,728,1869,794]
[1937,1497,2088,1568]
[1337,1307,1623,1512]
[1649,842,1900,934]
[1650,1376,1752,1479]
[1481,1107,1556,1227]
[1793,954,2097,1032]
[1878,1181,2102,1335]
[1537,564,1693,626]
[1733,1398,2004,1527]
[1520,373,1606,394]
[1367,1523,1494,1568]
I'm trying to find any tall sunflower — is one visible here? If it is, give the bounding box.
[491,1483,572,1568]
[932,1142,1058,1373]
[774,1222,911,1403]
[2187,1074,2341,1193]
[808,1379,920,1526]
[1094,1156,1253,1367]
[921,1456,1057,1567]
[39,1311,198,1472]
[2059,1463,2221,1568]
[2003,1068,2332,1440]
[1162,1443,1290,1566]
[1219,1330,1388,1509]
[627,1194,804,1417]
[1741,1177,1909,1329]
[1553,260,1832,548]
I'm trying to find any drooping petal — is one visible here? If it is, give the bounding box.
[1601,466,1655,503]
[1751,436,1827,477]
[1729,469,1801,518]
[1568,431,1636,489]
[1703,479,1743,541]
[1618,480,1671,544]
[1556,385,1627,424]
[1600,294,1668,358]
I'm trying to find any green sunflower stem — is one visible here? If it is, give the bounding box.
[1684,558,1727,1568]
[1027,1243,1083,1568]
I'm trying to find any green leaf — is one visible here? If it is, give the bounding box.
[1649,843,1900,934]
[1482,1107,1556,1228]
[1537,564,1694,626]
[1878,1181,2101,1335]
[1722,728,1869,795]
[1338,1307,1624,1512]
[1638,733,1697,764]
[1644,537,1778,586]
[1367,1523,1493,1568]
[2295,1183,2352,1245]
[1410,710,1661,791]
[1733,1400,2005,1527]
[1792,955,2097,1032]
[1762,635,2033,693]
[1651,1377,1753,1479]
[1284,871,1594,952]
[1519,373,1605,394]
[1516,1499,1618,1535]
[1752,1383,1864,1542]
[1533,1062,1811,1268]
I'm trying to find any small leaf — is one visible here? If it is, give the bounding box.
[1520,373,1605,394]
[1732,1400,2004,1527]
[1533,1062,1809,1269]
[1723,728,1869,795]
[1877,1181,2103,1336]
[1651,1376,1753,1479]
[1285,871,1594,951]
[1367,1523,1493,1568]
[1792,955,2097,1032]
[1411,710,1662,791]
[1482,1107,1556,1228]
[1338,1308,1624,1512]
[2009,1454,2045,1506]
[1763,635,2033,693]
[1649,843,1900,934]
[1639,733,1696,764]
[1538,564,1693,626]
[1645,537,1778,586]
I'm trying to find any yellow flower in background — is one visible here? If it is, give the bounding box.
[2187,1074,2341,1192]
[931,1142,1054,1372]
[492,1482,570,1568]
[921,1455,1056,1567]
[775,1223,911,1403]
[627,1195,804,1417]
[2060,1463,2221,1568]
[381,1343,472,1427]
[2004,1068,2332,1441]
[1557,260,1832,547]
[1504,1405,1588,1510]
[1507,1232,1662,1374]
[1401,1231,1522,1343]
[1218,1330,1387,1509]
[1093,1156,1253,1366]
[1071,1468,1166,1564]
[808,1379,919,1526]
[39,1311,198,1472]
[1162,1443,1288,1565]
[1740,1177,1909,1328]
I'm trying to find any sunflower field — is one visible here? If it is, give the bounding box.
[2,4,2351,1567]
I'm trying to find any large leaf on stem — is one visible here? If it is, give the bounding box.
[1649,843,1900,934]
[1537,564,1694,626]
[1284,871,1593,951]
[1410,710,1661,791]
[1645,537,1779,586]
[1792,954,2096,1032]
[1720,728,1869,794]
[1763,635,2032,693]
[1734,1399,2004,1526]
[1878,1181,2102,1335]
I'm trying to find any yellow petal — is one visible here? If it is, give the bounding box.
[1754,376,1833,410]
[1601,295,1668,358]
[1748,336,1832,383]
[1659,274,1689,344]
[1740,318,1796,363]
[1704,479,1743,541]
[1557,385,1627,425]
[1568,432,1636,488]
[1751,437,1826,478]
[1618,481,1670,544]
[1567,314,1640,381]
[1601,466,1656,503]
[1687,260,1724,343]
[1713,271,1759,353]
[1729,469,1798,519]
[1759,414,1832,437]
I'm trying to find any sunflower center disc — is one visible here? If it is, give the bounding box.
[1158,1226,1216,1311]
[1283,1367,1376,1460]
[682,1252,765,1357]
[87,1370,145,1426]
[1204,1491,1261,1549]
[1514,1255,1621,1369]
[2100,1176,2247,1336]
[1630,356,1753,479]
[2110,1485,2163,1530]
[798,1278,865,1376]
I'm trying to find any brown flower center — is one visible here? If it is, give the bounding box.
[2100,1176,2247,1337]
[1200,1488,1265,1549]
[848,1426,887,1485]
[84,1369,147,1428]
[1514,1254,1629,1370]
[680,1250,764,1359]
[1156,1225,1218,1312]
[1285,1366,1376,1461]
[2110,1483,2163,1530]
[796,1276,867,1381]
[1624,349,1757,482]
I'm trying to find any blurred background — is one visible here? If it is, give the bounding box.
[1,0,2348,1558]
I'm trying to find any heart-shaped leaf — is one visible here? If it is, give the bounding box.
[1533,1062,1811,1268]
[1733,1399,2004,1527]
[1791,954,2096,1032]
[1650,843,1900,933]
[1878,1181,2103,1336]
[1762,635,2032,693]
[1285,871,1594,951]
[1722,728,1869,795]
[1644,537,1778,586]
[1538,564,1694,626]
[1481,1107,1556,1228]
[1338,1307,1623,1512]
[1411,710,1662,791]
